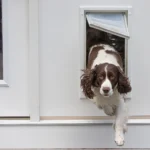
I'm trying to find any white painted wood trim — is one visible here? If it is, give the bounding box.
[80,6,132,14]
[0,125,149,148]
[28,0,40,121]
[0,80,8,87]
[79,5,87,99]
[0,0,9,87]
[0,119,150,125]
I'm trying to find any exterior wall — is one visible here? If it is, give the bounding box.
[0,0,150,148]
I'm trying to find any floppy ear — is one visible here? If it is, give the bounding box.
[80,68,96,99]
[117,67,132,94]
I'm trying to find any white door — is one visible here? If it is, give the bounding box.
[39,0,150,118]
[0,0,29,116]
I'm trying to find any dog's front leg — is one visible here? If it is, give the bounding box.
[114,95,128,146]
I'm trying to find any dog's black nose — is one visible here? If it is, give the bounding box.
[103,87,110,93]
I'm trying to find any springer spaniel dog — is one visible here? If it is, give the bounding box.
[80,43,131,146]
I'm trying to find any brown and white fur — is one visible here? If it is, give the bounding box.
[81,44,131,146]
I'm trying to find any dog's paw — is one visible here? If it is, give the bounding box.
[115,133,125,146]
[103,105,116,116]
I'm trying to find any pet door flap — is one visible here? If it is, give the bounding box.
[86,12,130,39]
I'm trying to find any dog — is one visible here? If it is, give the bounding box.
[80,43,132,146]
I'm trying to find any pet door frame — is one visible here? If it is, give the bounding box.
[79,6,132,99]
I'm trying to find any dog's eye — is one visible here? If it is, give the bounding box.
[109,75,114,80]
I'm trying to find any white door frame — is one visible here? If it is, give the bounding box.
[28,0,40,122]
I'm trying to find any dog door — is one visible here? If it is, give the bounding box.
[79,7,131,99]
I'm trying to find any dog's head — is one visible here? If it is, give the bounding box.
[81,63,131,99]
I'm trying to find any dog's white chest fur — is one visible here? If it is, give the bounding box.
[92,88,120,108]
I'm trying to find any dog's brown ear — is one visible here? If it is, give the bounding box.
[117,67,132,94]
[80,68,96,99]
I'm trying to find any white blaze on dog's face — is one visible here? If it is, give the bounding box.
[94,63,119,97]
[100,65,113,97]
